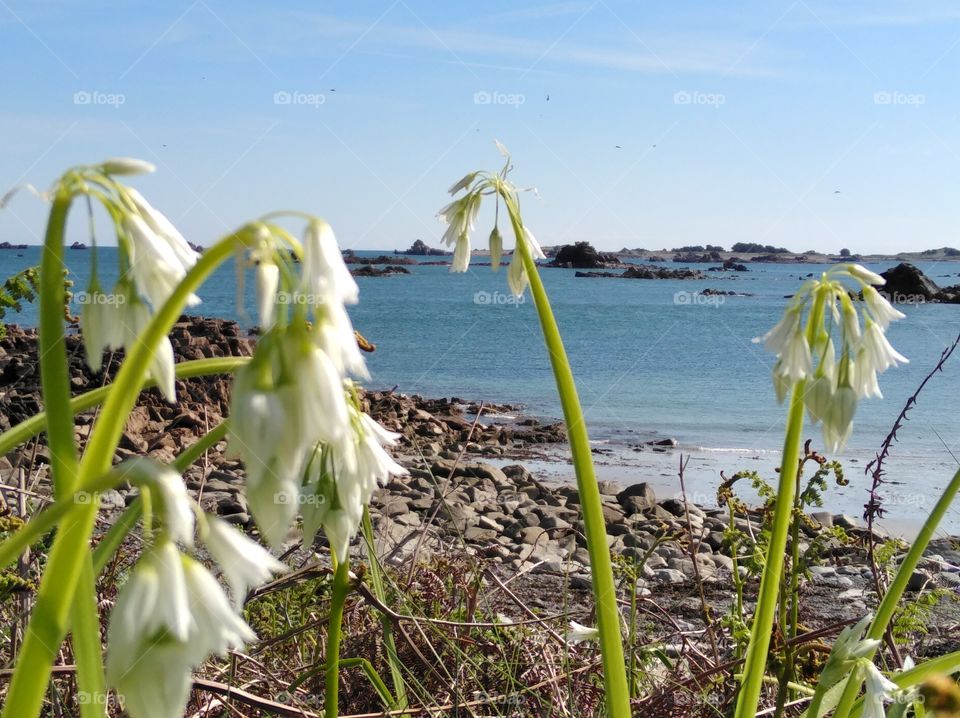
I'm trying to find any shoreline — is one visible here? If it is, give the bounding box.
[1,318,958,630]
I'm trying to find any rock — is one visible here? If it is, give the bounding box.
[810,511,833,529]
[550,242,622,269]
[652,568,687,584]
[833,514,863,530]
[398,239,446,256]
[617,482,657,514]
[878,263,939,301]
[908,570,932,592]
[518,527,549,545]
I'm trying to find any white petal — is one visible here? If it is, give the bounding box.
[205,517,286,609]
[99,157,156,176]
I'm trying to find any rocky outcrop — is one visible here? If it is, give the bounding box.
[397,239,446,256]
[708,259,748,272]
[672,251,722,263]
[550,242,623,269]
[70,241,88,250]
[575,265,705,280]
[343,251,416,265]
[351,265,411,277]
[0,242,27,250]
[879,263,940,301]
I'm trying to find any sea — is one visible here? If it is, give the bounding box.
[2,247,959,535]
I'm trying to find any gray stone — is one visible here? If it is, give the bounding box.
[616,482,657,514]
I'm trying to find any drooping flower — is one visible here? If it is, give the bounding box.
[861,661,901,718]
[124,212,200,312]
[566,621,599,644]
[123,458,195,547]
[301,408,408,562]
[79,279,125,373]
[754,264,907,452]
[121,293,178,401]
[107,541,265,718]
[438,144,545,293]
[203,515,286,609]
[98,157,157,176]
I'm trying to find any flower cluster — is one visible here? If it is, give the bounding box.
[71,158,200,401]
[106,459,284,718]
[755,264,908,452]
[437,142,546,296]
[227,218,407,560]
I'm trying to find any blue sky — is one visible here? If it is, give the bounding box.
[1,1,959,253]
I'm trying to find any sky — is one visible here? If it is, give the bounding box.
[1,1,959,254]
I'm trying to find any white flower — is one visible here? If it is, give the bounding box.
[862,320,909,373]
[107,542,191,677]
[862,661,900,718]
[181,557,256,659]
[301,411,408,562]
[255,260,280,329]
[507,249,528,297]
[98,157,156,176]
[822,385,857,452]
[123,458,195,547]
[125,187,199,274]
[863,286,906,330]
[756,266,907,451]
[489,226,503,271]
[438,193,481,259]
[452,234,471,273]
[779,331,813,382]
[522,226,546,260]
[204,516,286,609]
[121,297,178,401]
[108,642,194,718]
[108,546,259,718]
[448,171,478,195]
[847,264,886,287]
[79,282,124,372]
[566,621,599,644]
[834,614,881,661]
[124,213,199,312]
[301,219,359,306]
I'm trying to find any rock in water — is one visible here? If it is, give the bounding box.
[879,263,940,301]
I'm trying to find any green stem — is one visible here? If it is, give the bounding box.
[735,381,806,718]
[325,560,350,718]
[2,233,247,718]
[360,508,407,708]
[831,465,960,718]
[36,188,105,718]
[0,357,248,457]
[514,227,631,718]
[38,188,78,500]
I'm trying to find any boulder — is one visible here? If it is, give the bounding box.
[617,482,657,514]
[550,242,621,269]
[879,263,939,301]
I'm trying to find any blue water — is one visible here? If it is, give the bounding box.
[3,247,959,528]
